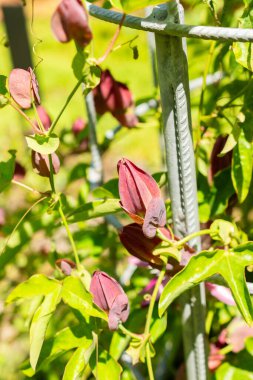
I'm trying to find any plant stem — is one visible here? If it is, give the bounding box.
[175,229,211,248]
[11,179,42,195]
[144,267,166,380]
[118,324,142,341]
[10,102,41,134]
[32,101,45,133]
[49,155,56,194]
[96,13,126,65]
[48,78,83,136]
[1,196,48,255]
[58,198,81,269]
[218,344,233,355]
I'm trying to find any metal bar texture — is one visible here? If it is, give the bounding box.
[2,5,33,69]
[154,2,208,380]
[87,2,253,42]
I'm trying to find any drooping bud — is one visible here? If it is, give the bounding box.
[56,258,76,275]
[119,223,172,269]
[36,106,52,131]
[93,70,138,128]
[13,161,26,180]
[117,158,166,238]
[0,208,6,227]
[72,117,86,135]
[51,0,93,48]
[8,67,40,109]
[90,271,129,331]
[208,135,232,183]
[31,151,60,177]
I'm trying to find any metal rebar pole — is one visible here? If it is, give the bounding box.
[154,2,208,380]
[87,3,253,43]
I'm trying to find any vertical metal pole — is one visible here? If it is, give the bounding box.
[154,2,208,380]
[2,5,33,69]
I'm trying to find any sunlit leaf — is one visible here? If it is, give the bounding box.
[62,276,107,320]
[233,2,253,71]
[90,349,122,379]
[231,131,253,203]
[30,285,62,370]
[67,198,122,223]
[6,274,60,303]
[0,150,16,193]
[63,340,94,380]
[26,134,59,155]
[159,243,253,325]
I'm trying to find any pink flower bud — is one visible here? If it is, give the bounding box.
[117,158,166,238]
[31,151,60,177]
[36,106,52,131]
[0,208,6,227]
[90,271,129,331]
[72,117,86,135]
[51,0,92,48]
[208,135,232,183]
[8,67,40,109]
[208,343,225,372]
[93,70,138,128]
[119,223,171,269]
[56,258,76,275]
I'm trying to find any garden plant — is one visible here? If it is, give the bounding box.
[2,0,253,379]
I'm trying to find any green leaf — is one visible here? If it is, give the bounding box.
[215,351,253,379]
[210,168,235,217]
[0,75,7,95]
[90,349,122,379]
[63,341,94,380]
[210,219,237,245]
[83,63,101,95]
[22,324,93,376]
[67,199,122,223]
[0,75,8,108]
[7,274,60,303]
[72,51,89,80]
[25,134,59,155]
[218,126,240,157]
[92,178,119,199]
[150,310,167,343]
[62,276,107,320]
[159,243,253,325]
[231,131,253,203]
[0,150,16,193]
[109,331,130,361]
[233,3,253,71]
[110,0,168,12]
[30,285,62,370]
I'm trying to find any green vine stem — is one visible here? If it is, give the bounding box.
[48,155,81,269]
[175,229,211,248]
[118,324,142,341]
[48,78,83,136]
[144,266,167,380]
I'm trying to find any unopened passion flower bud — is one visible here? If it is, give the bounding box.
[118,158,166,238]
[208,135,232,183]
[56,258,76,275]
[8,67,40,109]
[51,0,92,48]
[119,223,172,269]
[90,271,129,331]
[35,106,52,131]
[72,117,86,135]
[93,70,138,128]
[31,151,60,177]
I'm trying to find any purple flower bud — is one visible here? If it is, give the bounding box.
[13,161,26,180]
[31,151,60,177]
[36,106,52,131]
[119,223,171,269]
[93,70,138,128]
[56,258,76,275]
[90,271,129,331]
[208,135,232,183]
[8,67,40,109]
[51,0,93,48]
[117,158,166,238]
